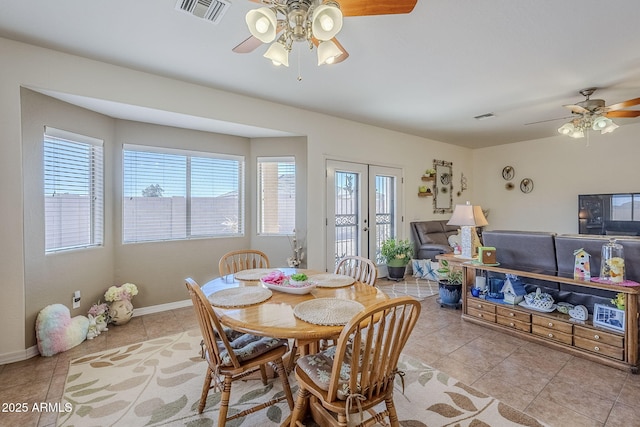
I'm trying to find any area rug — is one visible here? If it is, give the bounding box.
[58,330,547,427]
[377,278,438,301]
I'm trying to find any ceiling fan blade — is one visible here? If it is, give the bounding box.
[563,104,589,114]
[605,97,640,111]
[232,35,264,53]
[232,21,286,54]
[339,0,417,17]
[524,116,573,126]
[605,110,640,118]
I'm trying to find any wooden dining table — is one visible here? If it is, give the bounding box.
[201,268,388,346]
[200,268,390,426]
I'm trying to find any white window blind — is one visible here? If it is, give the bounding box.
[44,127,104,253]
[257,156,295,235]
[123,145,244,243]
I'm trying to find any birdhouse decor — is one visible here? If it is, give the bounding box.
[573,248,591,280]
[500,274,527,305]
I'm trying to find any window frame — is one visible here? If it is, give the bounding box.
[43,126,104,254]
[256,156,296,236]
[122,144,245,244]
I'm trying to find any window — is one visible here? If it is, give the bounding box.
[611,194,640,221]
[44,127,104,253]
[123,145,244,243]
[257,157,296,235]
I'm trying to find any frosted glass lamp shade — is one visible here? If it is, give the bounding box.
[246,7,277,43]
[317,40,342,65]
[264,42,289,67]
[311,4,343,41]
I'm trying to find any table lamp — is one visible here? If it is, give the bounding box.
[447,201,489,258]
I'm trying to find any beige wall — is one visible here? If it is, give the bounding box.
[1,37,470,359]
[473,122,640,234]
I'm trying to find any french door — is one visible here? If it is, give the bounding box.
[325,160,403,272]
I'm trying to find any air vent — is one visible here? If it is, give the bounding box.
[176,0,231,24]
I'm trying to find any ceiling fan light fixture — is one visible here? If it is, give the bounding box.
[311,3,343,41]
[317,39,342,65]
[570,128,585,139]
[558,122,575,135]
[600,121,619,134]
[592,116,611,131]
[264,41,289,67]
[246,7,277,43]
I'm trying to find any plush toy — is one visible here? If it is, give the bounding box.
[86,314,99,340]
[96,314,109,333]
[35,304,89,356]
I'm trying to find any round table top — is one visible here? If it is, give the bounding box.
[201,269,388,341]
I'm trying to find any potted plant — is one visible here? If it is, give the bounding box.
[437,259,464,306]
[381,238,414,280]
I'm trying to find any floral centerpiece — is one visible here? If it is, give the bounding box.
[104,283,138,326]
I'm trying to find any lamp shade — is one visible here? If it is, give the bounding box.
[558,122,575,135]
[246,7,277,43]
[263,41,289,67]
[317,39,342,65]
[447,202,489,227]
[592,116,612,131]
[311,4,343,41]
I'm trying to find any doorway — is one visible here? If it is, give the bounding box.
[325,160,403,272]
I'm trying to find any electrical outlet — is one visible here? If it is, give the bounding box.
[72,290,81,309]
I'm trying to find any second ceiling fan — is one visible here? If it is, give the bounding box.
[557,88,640,138]
[233,0,417,67]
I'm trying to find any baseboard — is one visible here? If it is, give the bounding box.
[0,299,194,365]
[132,298,192,317]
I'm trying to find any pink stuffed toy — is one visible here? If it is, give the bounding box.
[36,304,89,357]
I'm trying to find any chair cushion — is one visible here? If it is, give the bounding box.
[297,346,356,400]
[217,333,287,366]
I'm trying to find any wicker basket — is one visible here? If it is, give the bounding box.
[524,289,554,310]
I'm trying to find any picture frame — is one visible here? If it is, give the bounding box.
[593,303,625,333]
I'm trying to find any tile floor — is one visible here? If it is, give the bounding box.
[2,283,640,427]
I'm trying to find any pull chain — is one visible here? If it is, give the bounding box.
[297,46,303,82]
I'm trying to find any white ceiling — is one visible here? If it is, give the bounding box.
[1,0,640,148]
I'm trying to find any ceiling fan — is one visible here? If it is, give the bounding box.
[556,88,640,138]
[232,0,417,67]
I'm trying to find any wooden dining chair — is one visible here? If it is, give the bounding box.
[218,249,270,277]
[335,255,378,286]
[289,296,421,427]
[185,278,294,426]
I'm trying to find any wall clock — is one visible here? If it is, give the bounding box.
[520,178,534,193]
[502,166,514,181]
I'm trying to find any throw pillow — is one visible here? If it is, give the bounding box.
[412,259,441,281]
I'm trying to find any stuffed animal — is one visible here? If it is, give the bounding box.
[86,314,99,340]
[96,314,109,333]
[35,304,89,356]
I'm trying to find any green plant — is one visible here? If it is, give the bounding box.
[381,238,414,267]
[437,260,463,284]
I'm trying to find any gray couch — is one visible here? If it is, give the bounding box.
[482,230,640,312]
[410,220,459,260]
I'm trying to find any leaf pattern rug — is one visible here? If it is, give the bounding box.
[378,278,438,301]
[58,329,547,427]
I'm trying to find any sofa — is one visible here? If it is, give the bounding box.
[482,230,640,312]
[410,220,459,260]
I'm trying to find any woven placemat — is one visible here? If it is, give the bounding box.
[293,298,364,326]
[308,273,355,288]
[233,268,278,281]
[208,287,272,308]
